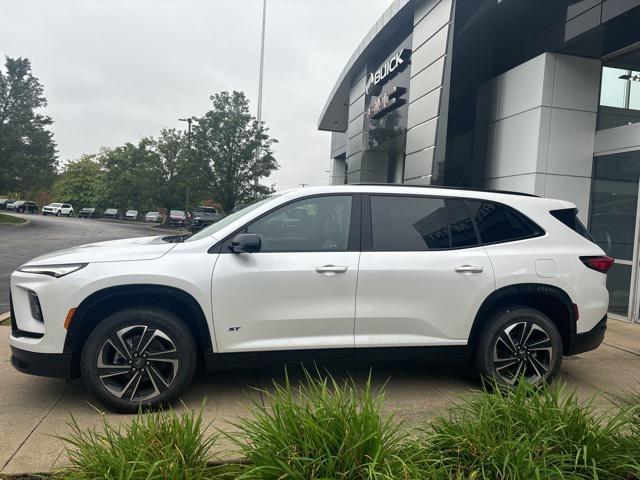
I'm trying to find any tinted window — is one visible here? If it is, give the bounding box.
[550,208,593,241]
[467,200,541,244]
[447,199,478,248]
[246,195,352,252]
[370,196,450,251]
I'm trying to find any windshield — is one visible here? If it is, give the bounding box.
[50,203,62,207]
[186,194,281,242]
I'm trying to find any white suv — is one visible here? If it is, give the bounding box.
[42,203,74,217]
[9,185,611,412]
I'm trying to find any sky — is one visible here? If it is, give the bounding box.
[0,0,392,190]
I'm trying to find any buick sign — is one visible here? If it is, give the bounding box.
[365,48,412,96]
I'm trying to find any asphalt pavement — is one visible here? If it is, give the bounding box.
[0,213,172,313]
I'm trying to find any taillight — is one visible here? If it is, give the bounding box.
[580,255,614,273]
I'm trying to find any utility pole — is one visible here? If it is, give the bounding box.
[179,117,193,213]
[254,0,267,198]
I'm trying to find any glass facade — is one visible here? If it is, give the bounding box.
[597,66,640,130]
[589,152,640,317]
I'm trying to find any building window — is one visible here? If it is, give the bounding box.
[597,66,640,130]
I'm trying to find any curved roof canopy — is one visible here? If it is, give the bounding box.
[317,0,413,132]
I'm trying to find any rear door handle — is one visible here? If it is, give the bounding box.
[315,265,348,275]
[454,265,484,273]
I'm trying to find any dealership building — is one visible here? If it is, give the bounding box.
[319,0,640,322]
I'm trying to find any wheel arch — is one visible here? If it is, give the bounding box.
[64,284,213,378]
[469,283,576,354]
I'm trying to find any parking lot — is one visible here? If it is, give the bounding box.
[0,213,172,313]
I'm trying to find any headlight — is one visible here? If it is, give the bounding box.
[17,263,87,278]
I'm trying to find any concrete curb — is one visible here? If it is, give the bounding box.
[0,216,30,228]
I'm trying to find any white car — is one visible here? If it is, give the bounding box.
[9,185,611,412]
[43,203,74,217]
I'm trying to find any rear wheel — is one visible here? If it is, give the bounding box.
[81,307,197,413]
[475,306,563,387]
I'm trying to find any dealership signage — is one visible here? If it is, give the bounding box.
[368,86,407,119]
[365,48,411,96]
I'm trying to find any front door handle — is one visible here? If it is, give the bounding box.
[454,265,484,273]
[315,265,348,275]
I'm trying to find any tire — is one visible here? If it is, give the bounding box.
[474,306,563,387]
[55,211,60,216]
[81,307,197,413]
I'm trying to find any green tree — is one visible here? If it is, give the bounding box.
[100,139,163,212]
[0,57,57,196]
[52,155,105,208]
[192,91,278,213]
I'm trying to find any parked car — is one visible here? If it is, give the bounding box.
[78,207,99,219]
[144,211,163,223]
[102,208,119,219]
[168,209,187,227]
[42,203,74,217]
[9,185,611,412]
[0,199,16,210]
[10,200,38,213]
[5,201,18,211]
[125,210,139,221]
[190,207,223,232]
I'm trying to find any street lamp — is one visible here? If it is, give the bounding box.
[178,117,194,213]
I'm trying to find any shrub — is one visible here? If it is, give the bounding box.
[58,405,216,480]
[229,369,429,480]
[419,381,640,480]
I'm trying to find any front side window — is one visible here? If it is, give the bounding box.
[246,195,352,252]
[370,195,478,251]
[466,200,541,244]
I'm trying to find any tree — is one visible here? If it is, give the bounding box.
[0,57,57,196]
[52,155,105,208]
[100,139,163,212]
[192,91,278,213]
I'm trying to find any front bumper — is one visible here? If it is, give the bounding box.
[566,315,607,356]
[10,345,73,379]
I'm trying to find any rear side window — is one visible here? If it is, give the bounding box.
[369,196,479,251]
[466,200,542,244]
[550,208,593,241]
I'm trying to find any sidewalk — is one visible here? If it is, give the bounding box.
[1,319,639,475]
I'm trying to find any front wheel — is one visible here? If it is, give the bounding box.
[81,307,197,413]
[55,211,60,216]
[474,306,563,387]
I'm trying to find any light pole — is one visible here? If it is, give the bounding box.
[254,0,267,198]
[179,117,194,213]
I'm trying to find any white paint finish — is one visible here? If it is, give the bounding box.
[403,147,434,180]
[544,174,592,223]
[412,0,452,52]
[594,122,640,155]
[407,87,441,129]
[535,259,558,278]
[406,117,438,154]
[551,55,601,112]
[492,107,544,177]
[211,252,359,352]
[547,108,597,177]
[410,25,448,77]
[355,247,495,345]
[409,56,445,103]
[496,54,547,121]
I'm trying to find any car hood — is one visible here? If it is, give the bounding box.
[24,236,177,265]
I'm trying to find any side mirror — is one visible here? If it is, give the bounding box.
[230,233,261,253]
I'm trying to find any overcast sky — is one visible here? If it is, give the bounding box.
[0,0,391,190]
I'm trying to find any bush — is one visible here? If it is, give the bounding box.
[419,381,640,480]
[58,405,216,480]
[229,369,429,480]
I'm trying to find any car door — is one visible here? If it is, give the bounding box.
[211,194,361,353]
[355,194,495,348]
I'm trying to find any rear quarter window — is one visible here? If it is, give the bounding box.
[550,208,593,241]
[466,200,543,244]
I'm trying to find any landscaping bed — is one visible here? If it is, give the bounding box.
[4,372,640,479]
[0,213,26,225]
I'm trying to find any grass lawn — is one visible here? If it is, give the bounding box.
[0,212,26,225]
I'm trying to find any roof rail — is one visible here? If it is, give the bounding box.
[348,183,539,198]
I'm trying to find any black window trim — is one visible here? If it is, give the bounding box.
[362,192,545,252]
[215,193,362,254]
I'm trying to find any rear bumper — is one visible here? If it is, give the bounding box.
[10,345,73,379]
[566,316,607,356]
